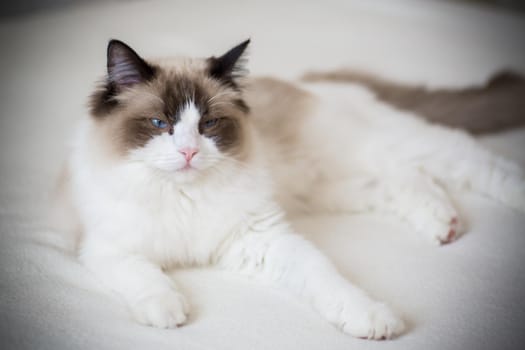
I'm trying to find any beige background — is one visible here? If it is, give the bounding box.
[1,1,525,349]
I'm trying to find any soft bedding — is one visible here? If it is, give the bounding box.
[1,0,525,349]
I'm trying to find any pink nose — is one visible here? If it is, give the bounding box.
[179,148,199,162]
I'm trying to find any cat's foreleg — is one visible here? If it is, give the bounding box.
[217,211,405,339]
[80,240,189,328]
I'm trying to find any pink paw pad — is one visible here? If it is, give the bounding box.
[440,217,458,244]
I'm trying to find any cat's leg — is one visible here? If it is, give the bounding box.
[368,114,525,213]
[414,128,525,213]
[79,237,189,328]
[312,174,461,244]
[343,107,525,244]
[217,211,405,340]
[309,82,524,213]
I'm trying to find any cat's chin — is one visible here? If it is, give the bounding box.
[167,166,205,184]
[145,161,213,184]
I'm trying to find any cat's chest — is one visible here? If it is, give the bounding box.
[136,186,253,266]
[158,189,239,234]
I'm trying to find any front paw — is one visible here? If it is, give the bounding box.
[340,302,405,340]
[131,291,189,328]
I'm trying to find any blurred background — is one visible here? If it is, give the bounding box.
[1,1,525,350]
[1,0,525,18]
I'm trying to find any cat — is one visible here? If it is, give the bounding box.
[59,38,525,340]
[303,69,525,134]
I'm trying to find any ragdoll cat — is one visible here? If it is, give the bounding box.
[61,38,525,340]
[303,69,525,134]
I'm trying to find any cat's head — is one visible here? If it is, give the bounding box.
[89,39,251,183]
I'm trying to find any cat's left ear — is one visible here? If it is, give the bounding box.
[207,39,250,87]
[107,39,155,89]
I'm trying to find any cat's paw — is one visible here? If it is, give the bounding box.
[340,302,405,340]
[131,290,189,328]
[398,177,464,245]
[425,215,462,245]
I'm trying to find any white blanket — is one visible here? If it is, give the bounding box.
[1,0,525,349]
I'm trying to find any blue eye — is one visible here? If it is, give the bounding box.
[203,118,219,129]
[150,118,168,129]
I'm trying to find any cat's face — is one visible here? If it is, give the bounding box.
[89,39,251,183]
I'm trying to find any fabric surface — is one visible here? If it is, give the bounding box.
[1,0,525,349]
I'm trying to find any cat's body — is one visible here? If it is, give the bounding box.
[303,69,525,134]
[249,76,524,237]
[60,39,525,340]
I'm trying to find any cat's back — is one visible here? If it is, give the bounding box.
[243,76,397,213]
[245,77,316,140]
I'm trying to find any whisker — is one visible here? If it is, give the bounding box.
[207,91,233,104]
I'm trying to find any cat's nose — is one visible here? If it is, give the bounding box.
[179,148,199,162]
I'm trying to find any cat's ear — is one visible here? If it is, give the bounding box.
[208,39,250,87]
[107,39,155,89]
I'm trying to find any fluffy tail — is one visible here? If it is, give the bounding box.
[302,69,525,134]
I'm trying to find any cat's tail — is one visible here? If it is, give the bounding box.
[302,69,525,135]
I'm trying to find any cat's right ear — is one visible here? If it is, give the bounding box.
[107,39,155,89]
[207,39,250,88]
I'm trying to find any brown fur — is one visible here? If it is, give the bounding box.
[88,58,249,158]
[245,76,314,147]
[303,69,525,134]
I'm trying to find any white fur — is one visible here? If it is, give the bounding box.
[129,102,218,179]
[272,82,525,242]
[173,101,201,150]
[67,80,525,339]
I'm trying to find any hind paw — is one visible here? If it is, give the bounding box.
[437,216,460,245]
[398,176,465,245]
[414,209,464,245]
